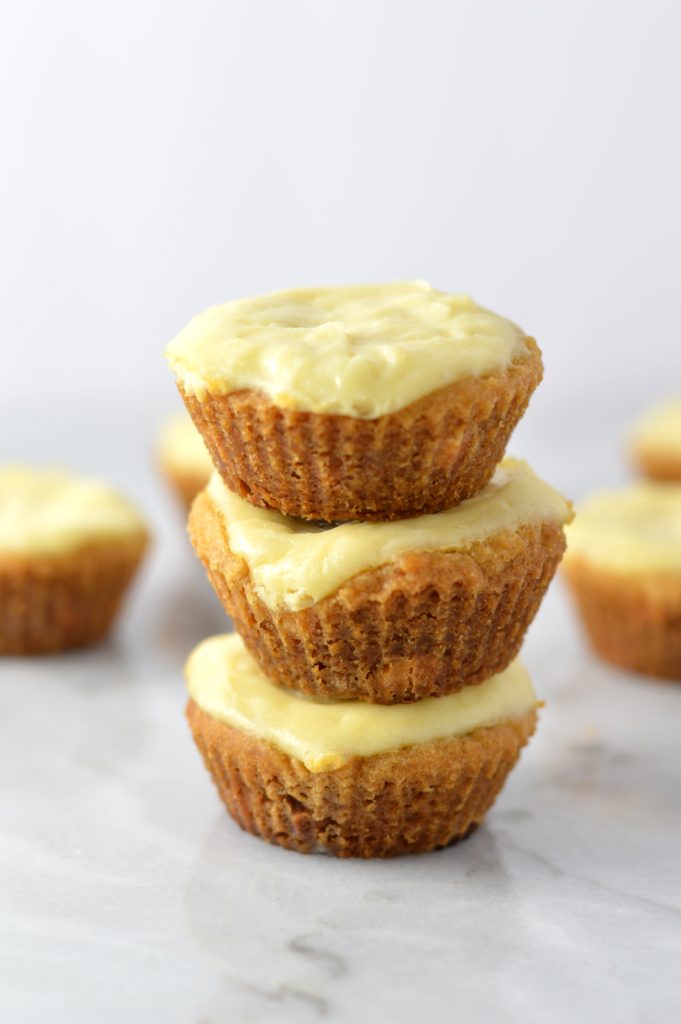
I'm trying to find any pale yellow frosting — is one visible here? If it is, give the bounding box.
[157,413,213,477]
[629,398,681,459]
[166,282,529,417]
[206,457,571,611]
[187,633,537,772]
[0,466,147,557]
[564,482,681,574]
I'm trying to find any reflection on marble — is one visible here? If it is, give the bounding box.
[1,408,681,1022]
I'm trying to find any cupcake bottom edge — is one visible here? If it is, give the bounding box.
[186,699,537,859]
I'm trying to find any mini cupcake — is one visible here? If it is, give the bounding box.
[0,466,149,654]
[157,412,213,508]
[185,633,539,858]
[166,283,542,522]
[189,458,571,702]
[629,397,681,481]
[563,481,681,679]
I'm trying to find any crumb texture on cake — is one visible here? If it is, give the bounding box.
[187,698,537,857]
[166,282,530,417]
[179,341,542,521]
[192,508,566,702]
[185,633,537,771]
[203,457,571,611]
[0,466,147,557]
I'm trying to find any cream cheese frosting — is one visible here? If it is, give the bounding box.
[564,482,681,574]
[629,398,681,459]
[187,633,538,772]
[206,457,571,611]
[165,282,529,417]
[157,413,213,476]
[0,466,147,557]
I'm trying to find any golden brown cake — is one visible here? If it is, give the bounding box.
[563,481,681,679]
[0,467,148,654]
[189,459,571,702]
[166,283,542,521]
[157,412,213,509]
[628,397,681,481]
[185,634,539,858]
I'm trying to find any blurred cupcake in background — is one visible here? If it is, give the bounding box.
[563,481,681,680]
[629,397,681,482]
[157,413,213,509]
[0,466,149,655]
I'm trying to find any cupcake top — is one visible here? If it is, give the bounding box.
[166,282,529,417]
[205,457,571,610]
[186,633,537,772]
[629,397,681,460]
[564,481,681,574]
[0,466,147,557]
[157,413,213,477]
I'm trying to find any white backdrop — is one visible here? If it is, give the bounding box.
[1,0,679,487]
[2,8,681,1020]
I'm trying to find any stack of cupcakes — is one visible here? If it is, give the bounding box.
[166,283,572,858]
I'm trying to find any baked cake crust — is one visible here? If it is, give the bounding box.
[189,489,566,702]
[186,698,537,858]
[564,558,681,679]
[179,339,542,522]
[0,535,147,655]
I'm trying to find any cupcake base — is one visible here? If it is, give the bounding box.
[160,462,211,511]
[0,536,147,655]
[179,339,542,522]
[186,699,537,858]
[190,491,566,702]
[564,559,681,679]
[632,449,681,483]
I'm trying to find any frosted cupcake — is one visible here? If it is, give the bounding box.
[0,466,148,654]
[166,283,542,522]
[189,458,571,702]
[157,413,213,508]
[563,481,681,679]
[185,633,539,858]
[629,397,681,481]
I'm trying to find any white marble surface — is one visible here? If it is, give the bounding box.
[1,401,680,1023]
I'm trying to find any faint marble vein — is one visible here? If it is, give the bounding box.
[288,934,348,979]
[499,833,681,917]
[241,980,329,1017]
